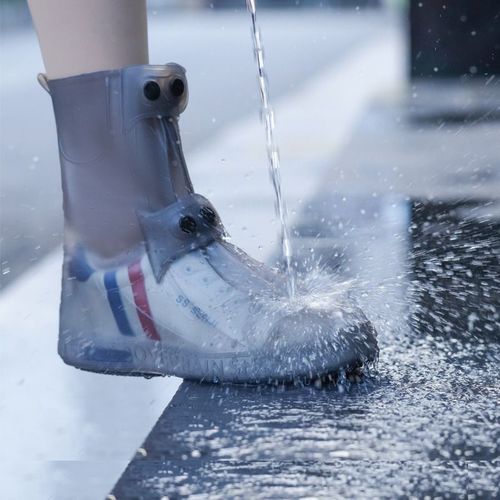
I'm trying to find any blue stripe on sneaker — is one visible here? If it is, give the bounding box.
[104,271,135,337]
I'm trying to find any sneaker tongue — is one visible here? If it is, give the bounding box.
[204,241,287,298]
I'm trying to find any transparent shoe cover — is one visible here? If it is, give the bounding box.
[46,63,378,382]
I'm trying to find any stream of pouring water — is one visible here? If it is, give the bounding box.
[246,0,296,298]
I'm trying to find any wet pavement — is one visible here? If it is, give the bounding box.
[111,84,499,497]
[111,193,499,498]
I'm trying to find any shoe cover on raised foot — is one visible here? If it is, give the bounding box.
[45,62,378,383]
[61,237,378,383]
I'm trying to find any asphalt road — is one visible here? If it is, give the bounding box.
[0,8,385,290]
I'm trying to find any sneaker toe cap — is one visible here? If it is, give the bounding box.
[265,308,378,378]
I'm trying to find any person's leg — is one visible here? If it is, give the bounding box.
[27,0,148,79]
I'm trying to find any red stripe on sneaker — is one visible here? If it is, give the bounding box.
[128,261,161,341]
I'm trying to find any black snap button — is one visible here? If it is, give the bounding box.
[200,206,217,225]
[170,78,185,97]
[143,81,161,101]
[179,215,197,234]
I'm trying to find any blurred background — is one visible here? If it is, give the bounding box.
[0,0,387,29]
[1,0,498,290]
[1,0,391,291]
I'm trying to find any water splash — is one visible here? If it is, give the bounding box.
[259,265,359,317]
[246,0,296,297]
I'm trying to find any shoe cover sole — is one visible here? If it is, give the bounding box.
[58,321,376,384]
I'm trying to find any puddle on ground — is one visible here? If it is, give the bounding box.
[113,194,499,499]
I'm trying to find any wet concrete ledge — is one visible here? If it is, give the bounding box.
[111,375,499,499]
[111,197,499,498]
[111,90,500,498]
